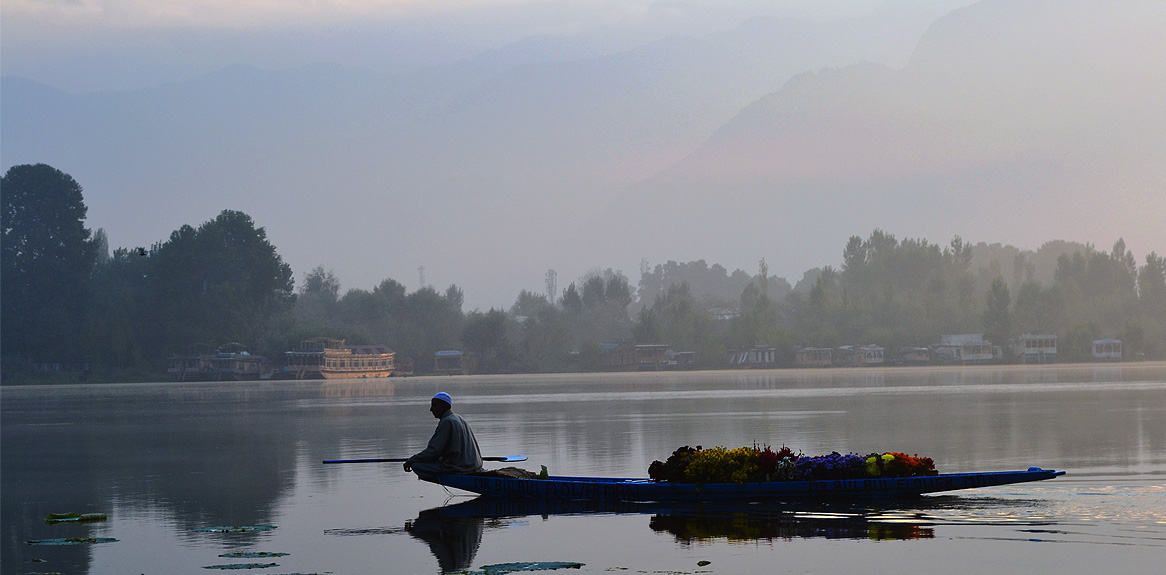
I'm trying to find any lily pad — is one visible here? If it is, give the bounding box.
[202,563,279,570]
[25,538,118,546]
[476,562,583,574]
[193,526,277,533]
[323,526,405,536]
[45,512,107,524]
[219,552,289,558]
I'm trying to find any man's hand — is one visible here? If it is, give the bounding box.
[403,461,412,473]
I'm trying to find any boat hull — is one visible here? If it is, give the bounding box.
[434,468,1065,501]
[319,369,393,379]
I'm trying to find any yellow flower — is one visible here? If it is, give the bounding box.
[684,446,760,484]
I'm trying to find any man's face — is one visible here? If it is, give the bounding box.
[430,399,449,418]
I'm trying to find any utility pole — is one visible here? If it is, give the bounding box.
[418,265,426,290]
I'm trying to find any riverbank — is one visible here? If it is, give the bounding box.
[4,359,1165,386]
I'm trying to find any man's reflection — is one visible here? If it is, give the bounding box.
[405,505,484,573]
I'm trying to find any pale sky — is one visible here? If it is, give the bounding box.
[6,0,891,28]
[4,1,906,90]
[7,0,478,28]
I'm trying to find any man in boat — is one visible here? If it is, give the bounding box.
[404,392,484,480]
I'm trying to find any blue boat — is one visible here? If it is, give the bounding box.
[433,467,1065,501]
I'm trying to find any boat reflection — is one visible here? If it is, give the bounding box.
[390,493,1065,571]
[648,507,934,543]
[417,496,934,555]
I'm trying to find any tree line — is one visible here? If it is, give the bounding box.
[3,164,1163,383]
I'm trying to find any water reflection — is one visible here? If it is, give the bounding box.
[420,496,939,552]
[334,492,1099,573]
[648,506,935,543]
[404,505,486,573]
[4,366,1165,574]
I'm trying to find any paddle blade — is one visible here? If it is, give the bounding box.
[484,455,528,462]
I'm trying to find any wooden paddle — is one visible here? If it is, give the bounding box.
[322,455,527,464]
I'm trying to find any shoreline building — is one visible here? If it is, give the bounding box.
[727,346,779,369]
[835,345,885,367]
[208,343,268,380]
[793,347,833,368]
[934,334,994,365]
[1014,334,1057,364]
[1091,339,1123,361]
[434,350,479,375]
[603,344,680,371]
[284,337,397,379]
[896,347,931,365]
[167,343,266,381]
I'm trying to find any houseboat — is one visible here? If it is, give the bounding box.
[896,347,931,365]
[1014,334,1057,364]
[434,350,479,375]
[168,354,210,381]
[167,343,266,381]
[934,334,993,365]
[208,343,269,380]
[835,345,884,367]
[727,346,778,369]
[793,347,833,368]
[284,337,397,379]
[603,344,673,371]
[1091,338,1122,361]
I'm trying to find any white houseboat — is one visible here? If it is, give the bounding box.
[285,337,396,379]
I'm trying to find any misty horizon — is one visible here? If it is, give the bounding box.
[2,0,1163,311]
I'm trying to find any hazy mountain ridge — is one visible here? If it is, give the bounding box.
[592,0,1165,281]
[3,0,1160,308]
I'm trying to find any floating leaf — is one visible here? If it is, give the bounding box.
[478,562,583,574]
[45,512,107,524]
[25,538,118,546]
[193,526,276,533]
[202,563,279,570]
[323,527,405,536]
[219,552,289,558]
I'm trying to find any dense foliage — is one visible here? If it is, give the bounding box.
[2,164,1163,382]
[1,165,97,363]
[150,210,295,356]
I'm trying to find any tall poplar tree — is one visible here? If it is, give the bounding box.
[1,164,97,362]
[982,276,1012,347]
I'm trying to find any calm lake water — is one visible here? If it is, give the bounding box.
[3,364,1165,574]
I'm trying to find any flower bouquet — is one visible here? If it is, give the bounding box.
[649,445,937,484]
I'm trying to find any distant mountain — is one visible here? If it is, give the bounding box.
[8,1,1156,308]
[591,0,1165,280]
[2,4,959,308]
